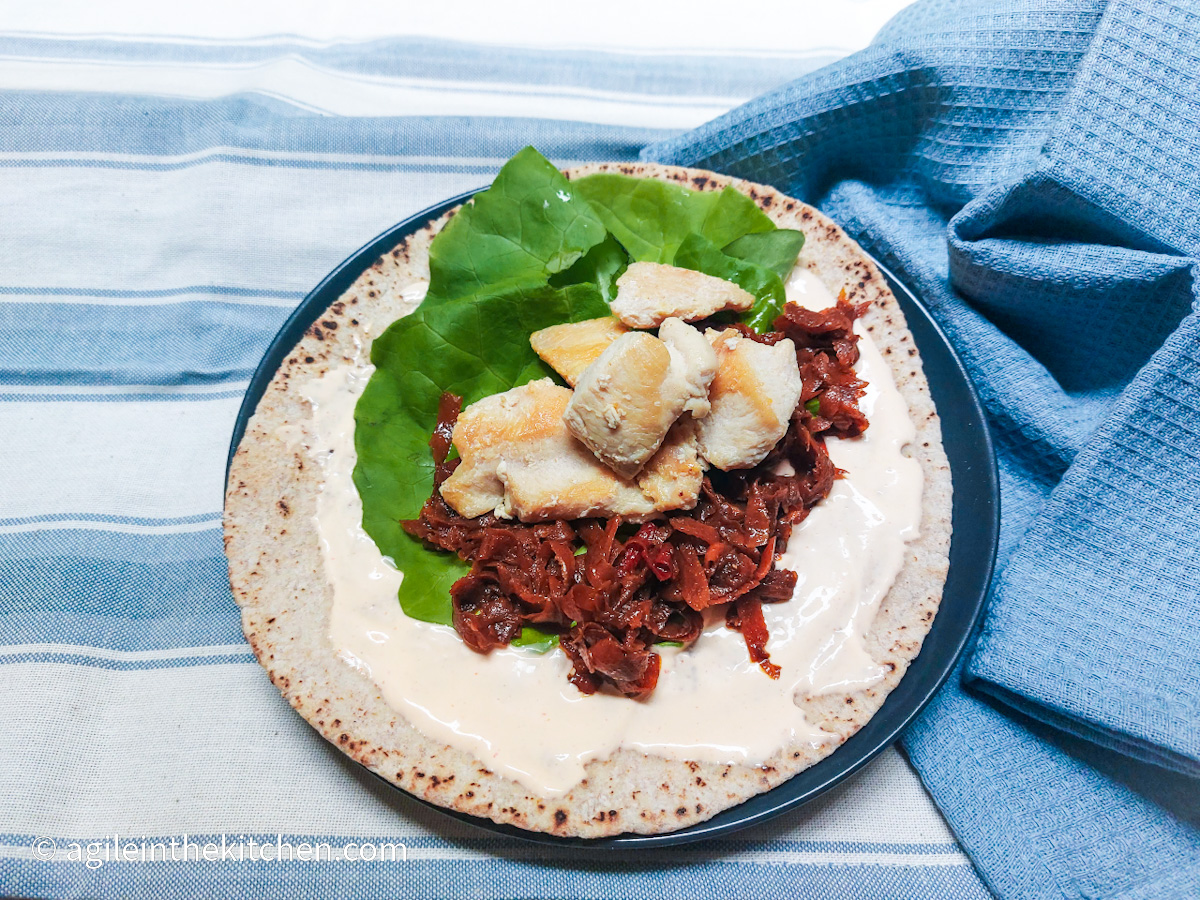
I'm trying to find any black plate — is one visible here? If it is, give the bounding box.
[227,188,999,848]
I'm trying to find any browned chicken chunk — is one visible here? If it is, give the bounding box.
[611,262,754,328]
[528,316,629,386]
[696,328,803,470]
[563,320,715,479]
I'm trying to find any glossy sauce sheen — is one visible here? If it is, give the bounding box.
[304,269,922,796]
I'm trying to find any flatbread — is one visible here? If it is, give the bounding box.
[223,162,952,837]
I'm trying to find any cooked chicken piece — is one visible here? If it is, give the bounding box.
[658,316,718,418]
[439,379,659,522]
[611,262,755,328]
[636,416,703,509]
[563,333,674,478]
[696,328,803,470]
[529,316,629,386]
[563,322,717,479]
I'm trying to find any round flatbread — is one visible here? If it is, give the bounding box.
[223,162,952,838]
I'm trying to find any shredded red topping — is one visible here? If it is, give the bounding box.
[401,297,869,697]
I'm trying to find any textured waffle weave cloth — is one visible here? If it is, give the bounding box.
[646,0,1200,897]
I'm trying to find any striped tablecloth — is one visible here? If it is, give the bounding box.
[0,22,992,900]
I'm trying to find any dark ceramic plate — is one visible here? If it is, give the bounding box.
[227,188,999,848]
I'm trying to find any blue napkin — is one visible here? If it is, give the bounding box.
[645,0,1200,896]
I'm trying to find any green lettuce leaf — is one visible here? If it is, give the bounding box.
[354,281,609,625]
[672,233,789,332]
[424,146,608,307]
[549,233,628,301]
[723,229,805,279]
[572,175,775,263]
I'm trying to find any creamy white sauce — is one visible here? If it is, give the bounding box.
[305,268,921,796]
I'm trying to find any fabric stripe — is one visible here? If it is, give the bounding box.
[0,95,668,166]
[0,286,303,306]
[0,611,243,654]
[0,529,239,650]
[0,644,248,662]
[0,34,832,97]
[0,165,468,293]
[0,525,221,559]
[0,857,989,900]
[0,301,287,387]
[0,517,222,535]
[0,153,521,176]
[0,389,246,403]
[0,650,255,669]
[0,524,238,653]
[0,58,740,126]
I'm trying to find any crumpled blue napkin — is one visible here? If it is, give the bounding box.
[645,0,1200,896]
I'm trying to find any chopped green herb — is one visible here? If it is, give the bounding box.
[510,627,560,652]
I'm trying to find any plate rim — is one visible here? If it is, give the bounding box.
[226,186,999,848]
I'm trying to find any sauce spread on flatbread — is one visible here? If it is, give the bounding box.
[303,268,923,796]
[401,296,870,697]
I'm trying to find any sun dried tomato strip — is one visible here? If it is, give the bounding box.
[677,545,713,611]
[561,623,661,698]
[727,595,781,680]
[744,485,771,546]
[430,392,462,462]
[670,516,722,545]
[748,567,799,603]
[616,523,671,578]
[428,392,463,488]
[450,573,523,652]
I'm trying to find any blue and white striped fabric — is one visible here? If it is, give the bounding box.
[0,29,992,900]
